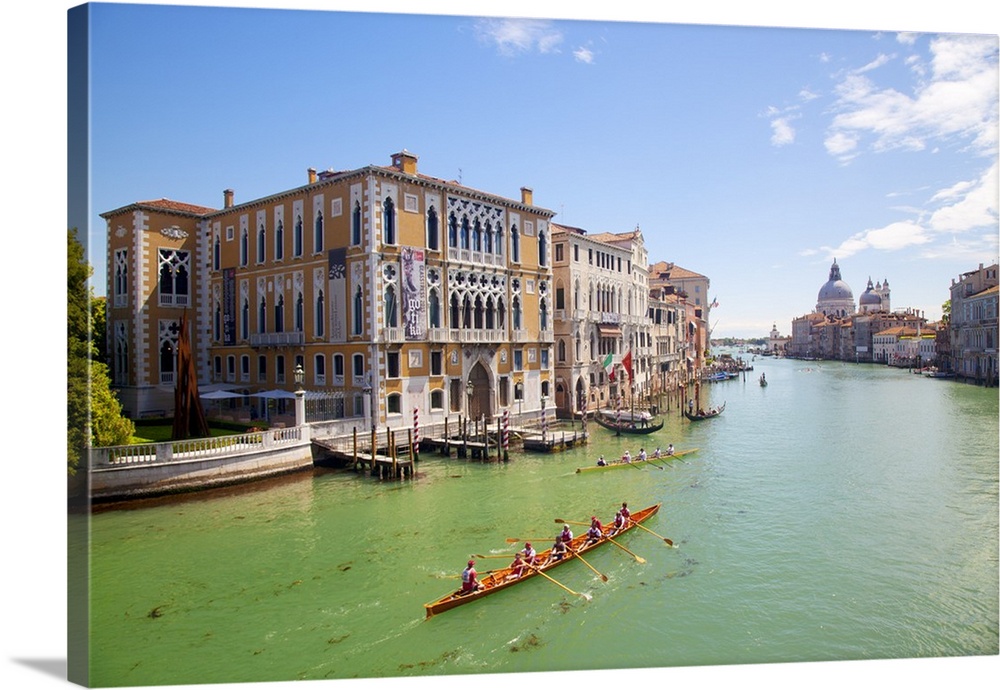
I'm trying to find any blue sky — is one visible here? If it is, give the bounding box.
[69,2,999,340]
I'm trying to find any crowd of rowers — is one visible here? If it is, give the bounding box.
[460,502,635,593]
[596,444,675,466]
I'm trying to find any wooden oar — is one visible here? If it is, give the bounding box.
[567,547,608,582]
[472,553,518,559]
[505,537,558,544]
[630,521,675,546]
[605,536,646,563]
[527,565,592,601]
[554,518,590,527]
[440,568,504,579]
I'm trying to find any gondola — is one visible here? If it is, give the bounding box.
[423,504,661,617]
[593,409,664,435]
[685,401,726,421]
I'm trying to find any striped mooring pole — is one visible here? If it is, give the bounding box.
[502,408,510,461]
[412,407,420,460]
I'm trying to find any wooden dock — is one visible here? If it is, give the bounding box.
[521,429,588,453]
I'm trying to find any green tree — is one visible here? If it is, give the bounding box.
[67,229,134,476]
[941,299,951,325]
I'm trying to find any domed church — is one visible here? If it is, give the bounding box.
[859,276,891,314]
[816,259,855,317]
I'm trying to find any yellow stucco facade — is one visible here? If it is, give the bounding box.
[103,151,556,430]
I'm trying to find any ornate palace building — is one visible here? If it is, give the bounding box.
[102,151,556,431]
[550,223,652,418]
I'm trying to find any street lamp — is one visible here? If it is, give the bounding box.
[293,363,305,427]
[515,381,523,422]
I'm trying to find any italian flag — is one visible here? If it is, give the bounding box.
[602,352,615,381]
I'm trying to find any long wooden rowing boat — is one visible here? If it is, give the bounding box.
[575,449,698,473]
[423,503,660,617]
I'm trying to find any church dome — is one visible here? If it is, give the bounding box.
[816,259,856,317]
[817,260,853,302]
[859,277,881,307]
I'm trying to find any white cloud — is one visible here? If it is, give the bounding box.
[473,18,564,57]
[856,53,894,74]
[926,162,999,233]
[823,34,998,163]
[821,220,932,259]
[897,32,920,46]
[824,130,858,158]
[573,46,595,64]
[770,117,796,146]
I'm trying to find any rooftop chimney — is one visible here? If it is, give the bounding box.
[391,150,418,175]
[308,168,317,184]
[224,189,234,208]
[520,187,533,206]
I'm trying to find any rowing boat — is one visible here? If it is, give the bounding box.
[423,503,660,617]
[575,449,698,473]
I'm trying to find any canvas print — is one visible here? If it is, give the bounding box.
[62,2,998,689]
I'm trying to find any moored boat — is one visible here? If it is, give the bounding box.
[576,449,698,473]
[423,503,661,617]
[685,401,725,421]
[593,409,664,435]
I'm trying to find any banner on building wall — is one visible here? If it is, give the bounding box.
[328,247,347,343]
[402,247,426,341]
[222,268,236,346]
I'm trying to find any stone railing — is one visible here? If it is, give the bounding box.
[90,426,306,469]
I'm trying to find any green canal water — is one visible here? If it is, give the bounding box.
[85,357,998,687]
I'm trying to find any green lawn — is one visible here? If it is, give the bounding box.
[130,422,266,444]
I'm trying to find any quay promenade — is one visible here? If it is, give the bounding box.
[87,415,581,502]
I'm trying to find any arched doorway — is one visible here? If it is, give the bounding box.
[468,362,492,421]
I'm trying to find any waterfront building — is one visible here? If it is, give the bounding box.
[649,261,711,372]
[767,323,790,355]
[649,288,689,395]
[872,324,937,367]
[946,263,999,383]
[103,150,556,430]
[791,259,930,363]
[853,309,927,363]
[550,223,652,418]
[102,199,217,417]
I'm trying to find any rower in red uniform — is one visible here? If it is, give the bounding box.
[620,502,632,523]
[520,541,537,565]
[461,559,483,593]
[586,516,603,544]
[506,553,527,580]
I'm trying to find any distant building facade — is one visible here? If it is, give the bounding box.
[550,223,652,417]
[946,263,999,384]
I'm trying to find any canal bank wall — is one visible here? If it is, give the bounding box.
[88,426,315,502]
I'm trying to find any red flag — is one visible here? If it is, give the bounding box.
[622,350,633,382]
